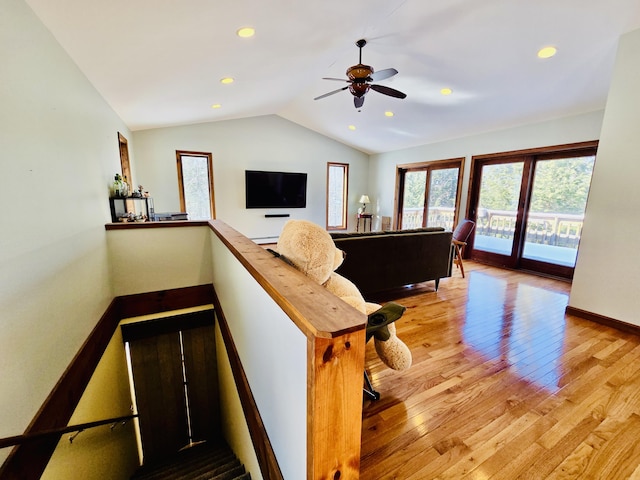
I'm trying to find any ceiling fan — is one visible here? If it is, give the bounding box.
[314,39,407,109]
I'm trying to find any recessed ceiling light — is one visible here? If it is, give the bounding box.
[385,111,394,117]
[537,46,557,59]
[348,125,356,131]
[237,27,255,38]
[220,77,234,84]
[211,104,222,109]
[440,88,453,96]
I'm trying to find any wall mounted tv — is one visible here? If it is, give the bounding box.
[245,170,308,209]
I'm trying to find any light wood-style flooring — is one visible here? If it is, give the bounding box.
[360,261,640,479]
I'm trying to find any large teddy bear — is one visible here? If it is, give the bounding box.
[276,219,411,371]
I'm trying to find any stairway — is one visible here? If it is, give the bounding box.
[131,441,251,480]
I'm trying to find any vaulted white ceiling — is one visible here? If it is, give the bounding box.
[25,0,640,154]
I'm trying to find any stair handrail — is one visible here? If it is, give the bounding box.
[0,413,138,449]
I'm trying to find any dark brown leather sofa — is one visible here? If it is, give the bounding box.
[330,227,453,297]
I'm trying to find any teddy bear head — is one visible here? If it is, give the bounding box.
[276,219,344,285]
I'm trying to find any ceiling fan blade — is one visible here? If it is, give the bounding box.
[314,86,349,100]
[354,96,365,109]
[370,84,407,99]
[369,68,398,82]
[322,77,351,82]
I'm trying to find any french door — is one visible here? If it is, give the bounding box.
[396,158,464,231]
[467,142,597,279]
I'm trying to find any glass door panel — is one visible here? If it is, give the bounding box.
[522,155,595,267]
[426,167,458,230]
[401,170,426,229]
[474,162,524,256]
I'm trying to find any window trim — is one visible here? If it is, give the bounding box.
[326,162,349,231]
[394,157,465,231]
[176,150,216,220]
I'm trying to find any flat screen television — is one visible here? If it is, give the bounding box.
[245,170,307,209]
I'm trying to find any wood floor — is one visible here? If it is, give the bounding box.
[360,261,640,480]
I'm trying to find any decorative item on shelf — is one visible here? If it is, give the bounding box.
[122,176,130,197]
[118,212,148,223]
[359,194,370,213]
[136,184,150,198]
[111,173,129,198]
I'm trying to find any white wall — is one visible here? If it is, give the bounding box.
[570,28,640,324]
[211,234,307,480]
[0,0,132,464]
[369,110,604,226]
[132,115,370,241]
[42,328,139,480]
[215,322,262,480]
[107,226,213,296]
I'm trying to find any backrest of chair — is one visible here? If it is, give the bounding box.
[452,219,475,242]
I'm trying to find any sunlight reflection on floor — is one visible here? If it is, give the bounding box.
[462,271,569,391]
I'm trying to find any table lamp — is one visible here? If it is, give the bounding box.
[359,195,370,213]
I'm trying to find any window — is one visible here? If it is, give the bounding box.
[176,150,216,220]
[396,158,464,231]
[326,163,349,230]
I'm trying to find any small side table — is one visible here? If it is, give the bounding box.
[356,213,373,232]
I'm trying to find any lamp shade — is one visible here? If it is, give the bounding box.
[359,195,370,204]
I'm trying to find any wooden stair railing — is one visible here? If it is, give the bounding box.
[0,414,138,450]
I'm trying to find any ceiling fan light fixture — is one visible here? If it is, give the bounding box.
[537,46,557,59]
[314,38,406,108]
[236,27,255,38]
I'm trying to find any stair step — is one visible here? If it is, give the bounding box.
[131,442,250,480]
[202,464,247,480]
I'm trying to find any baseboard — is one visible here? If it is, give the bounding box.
[565,306,640,335]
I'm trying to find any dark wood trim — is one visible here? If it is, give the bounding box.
[396,157,465,171]
[105,220,210,230]
[395,157,465,230]
[565,306,640,336]
[326,162,349,231]
[118,132,132,190]
[211,288,284,480]
[176,150,216,219]
[0,414,138,450]
[0,298,122,480]
[117,284,214,319]
[121,308,214,343]
[471,140,599,161]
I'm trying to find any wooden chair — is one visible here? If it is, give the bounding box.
[452,219,475,278]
